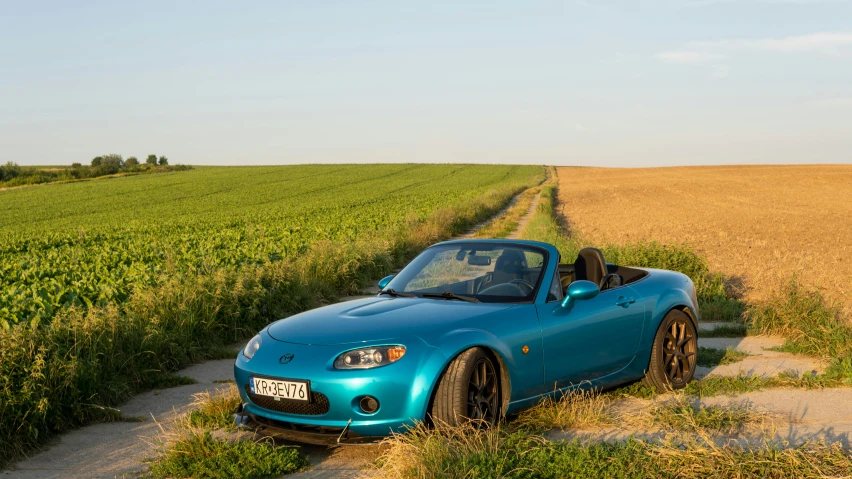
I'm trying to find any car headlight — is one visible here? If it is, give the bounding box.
[333,346,406,369]
[243,334,262,359]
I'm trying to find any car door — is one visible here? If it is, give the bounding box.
[537,285,645,389]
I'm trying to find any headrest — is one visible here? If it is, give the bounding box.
[496,249,527,274]
[575,247,606,286]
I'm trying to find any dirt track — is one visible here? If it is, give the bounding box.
[508,191,541,239]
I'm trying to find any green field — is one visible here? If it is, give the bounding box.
[0,164,541,327]
[0,164,542,466]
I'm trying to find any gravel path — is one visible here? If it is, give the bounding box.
[2,360,236,479]
[549,388,852,449]
[696,335,825,379]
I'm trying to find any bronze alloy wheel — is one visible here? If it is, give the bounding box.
[663,318,697,383]
[430,347,501,427]
[467,357,499,423]
[643,309,698,392]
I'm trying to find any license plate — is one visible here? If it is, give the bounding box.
[249,377,310,402]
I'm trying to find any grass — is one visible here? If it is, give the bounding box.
[697,347,750,368]
[699,324,750,337]
[186,385,242,431]
[515,389,765,435]
[514,390,614,431]
[0,166,545,468]
[148,430,307,479]
[148,383,307,478]
[748,280,852,371]
[647,394,764,434]
[373,422,852,479]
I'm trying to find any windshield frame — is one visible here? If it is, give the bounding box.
[384,242,551,304]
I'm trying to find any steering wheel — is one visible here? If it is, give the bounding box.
[509,279,535,294]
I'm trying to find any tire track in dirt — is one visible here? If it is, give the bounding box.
[507,192,541,240]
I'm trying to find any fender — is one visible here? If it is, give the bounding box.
[630,270,698,343]
[422,328,520,415]
[653,288,697,330]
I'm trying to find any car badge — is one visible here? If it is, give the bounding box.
[279,353,295,364]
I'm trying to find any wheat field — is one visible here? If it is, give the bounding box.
[555,165,852,313]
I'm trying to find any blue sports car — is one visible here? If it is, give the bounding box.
[233,239,699,444]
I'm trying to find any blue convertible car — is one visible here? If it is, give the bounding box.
[234,239,699,444]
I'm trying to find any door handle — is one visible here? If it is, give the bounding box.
[615,296,636,307]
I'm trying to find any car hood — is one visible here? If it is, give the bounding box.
[266,296,515,345]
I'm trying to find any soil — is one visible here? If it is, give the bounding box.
[554,165,852,312]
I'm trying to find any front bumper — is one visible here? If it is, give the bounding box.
[233,405,381,445]
[234,332,447,441]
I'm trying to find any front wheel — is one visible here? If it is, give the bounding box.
[430,347,500,426]
[642,309,697,392]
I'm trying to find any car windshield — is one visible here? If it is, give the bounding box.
[384,243,547,303]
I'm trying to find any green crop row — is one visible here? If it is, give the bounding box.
[0,165,542,327]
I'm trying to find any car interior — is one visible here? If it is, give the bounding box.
[558,247,649,295]
[477,249,540,297]
[405,247,545,301]
[407,246,649,302]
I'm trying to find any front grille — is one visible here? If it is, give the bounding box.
[245,384,331,416]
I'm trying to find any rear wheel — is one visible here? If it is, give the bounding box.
[430,347,500,426]
[642,309,697,392]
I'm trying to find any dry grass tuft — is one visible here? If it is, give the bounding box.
[147,424,306,479]
[185,385,242,431]
[643,393,771,435]
[515,389,614,431]
[373,420,540,479]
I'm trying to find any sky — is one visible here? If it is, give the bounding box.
[1,0,851,167]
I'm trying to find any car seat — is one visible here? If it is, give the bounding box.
[491,249,528,285]
[574,247,607,287]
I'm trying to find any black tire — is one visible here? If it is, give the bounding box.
[430,347,500,427]
[642,309,698,392]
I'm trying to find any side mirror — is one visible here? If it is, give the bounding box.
[378,274,395,290]
[561,280,599,309]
